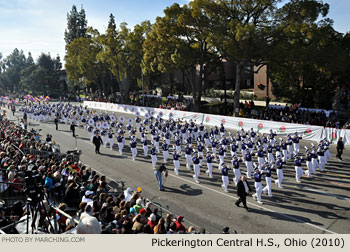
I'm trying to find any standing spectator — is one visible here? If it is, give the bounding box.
[336,137,344,161]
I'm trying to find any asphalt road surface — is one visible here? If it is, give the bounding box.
[5,104,350,234]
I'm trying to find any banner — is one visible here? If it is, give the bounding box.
[84,101,350,144]
[203,114,324,142]
[323,127,350,145]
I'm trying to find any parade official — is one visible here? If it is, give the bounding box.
[336,137,344,161]
[93,132,103,154]
[235,176,252,211]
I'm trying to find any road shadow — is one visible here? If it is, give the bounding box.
[247,207,326,228]
[162,184,203,196]
[98,152,128,159]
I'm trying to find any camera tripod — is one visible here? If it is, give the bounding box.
[25,187,57,234]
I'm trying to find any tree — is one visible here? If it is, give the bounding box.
[0,48,29,93]
[268,0,344,109]
[65,28,107,95]
[202,0,277,115]
[64,5,88,46]
[97,15,141,103]
[19,53,62,95]
[143,2,220,111]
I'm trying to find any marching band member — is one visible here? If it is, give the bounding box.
[317,145,326,172]
[220,163,229,193]
[250,128,256,143]
[175,137,182,156]
[262,163,273,197]
[184,144,193,171]
[294,155,304,183]
[211,138,217,160]
[218,146,225,170]
[192,152,200,183]
[232,156,242,186]
[143,137,149,157]
[252,167,264,204]
[130,138,137,161]
[150,145,157,168]
[162,140,169,164]
[173,149,180,175]
[117,133,124,155]
[108,130,114,150]
[244,150,254,179]
[266,144,274,164]
[257,147,265,170]
[292,132,302,155]
[269,129,277,147]
[205,152,214,178]
[274,156,284,188]
[219,123,226,138]
[197,142,204,165]
[230,140,238,158]
[304,147,314,178]
[281,139,288,164]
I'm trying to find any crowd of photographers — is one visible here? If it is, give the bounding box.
[0,117,204,234]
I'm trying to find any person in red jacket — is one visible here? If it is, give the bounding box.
[175,216,187,233]
[147,213,157,230]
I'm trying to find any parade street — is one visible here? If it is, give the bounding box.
[7,106,350,234]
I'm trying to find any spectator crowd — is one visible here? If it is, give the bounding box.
[238,101,341,128]
[0,116,204,234]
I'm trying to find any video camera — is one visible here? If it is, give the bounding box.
[24,170,44,204]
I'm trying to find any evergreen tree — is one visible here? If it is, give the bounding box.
[64,5,88,46]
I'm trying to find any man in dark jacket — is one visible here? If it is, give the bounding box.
[70,122,76,137]
[336,137,344,161]
[54,117,59,130]
[235,176,252,211]
[93,133,103,154]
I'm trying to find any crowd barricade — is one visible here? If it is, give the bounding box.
[83,101,350,145]
[22,148,80,162]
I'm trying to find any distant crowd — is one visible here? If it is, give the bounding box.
[238,101,342,128]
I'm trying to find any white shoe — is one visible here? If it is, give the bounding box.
[252,195,257,200]
[258,201,263,204]
[209,175,213,178]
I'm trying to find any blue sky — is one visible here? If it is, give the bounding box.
[0,0,349,63]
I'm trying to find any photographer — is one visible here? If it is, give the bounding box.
[154,163,167,191]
